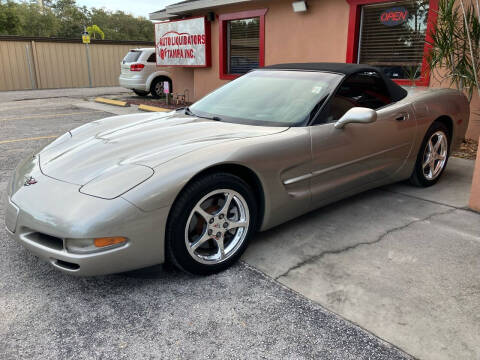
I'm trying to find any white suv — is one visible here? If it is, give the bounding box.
[119,48,172,98]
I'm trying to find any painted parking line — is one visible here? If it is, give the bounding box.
[0,135,58,145]
[94,97,129,107]
[0,110,105,122]
[138,104,170,112]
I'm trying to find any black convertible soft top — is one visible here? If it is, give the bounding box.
[263,62,408,102]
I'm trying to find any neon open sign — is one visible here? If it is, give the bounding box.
[380,7,409,26]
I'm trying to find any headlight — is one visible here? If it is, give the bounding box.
[79,164,154,199]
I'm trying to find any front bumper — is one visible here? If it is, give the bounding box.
[6,167,169,276]
[118,75,148,91]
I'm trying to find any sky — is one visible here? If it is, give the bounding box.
[76,0,179,18]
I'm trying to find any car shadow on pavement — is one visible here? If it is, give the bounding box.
[120,263,183,279]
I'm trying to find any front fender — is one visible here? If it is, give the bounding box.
[121,142,254,212]
[121,128,312,231]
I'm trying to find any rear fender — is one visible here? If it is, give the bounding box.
[422,92,469,150]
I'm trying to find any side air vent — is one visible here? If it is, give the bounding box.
[52,259,80,271]
[23,231,64,251]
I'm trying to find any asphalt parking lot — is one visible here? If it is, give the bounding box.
[0,88,408,360]
[1,88,479,359]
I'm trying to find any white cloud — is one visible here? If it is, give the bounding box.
[76,0,180,18]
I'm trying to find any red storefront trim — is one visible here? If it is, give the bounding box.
[218,8,268,80]
[345,0,438,86]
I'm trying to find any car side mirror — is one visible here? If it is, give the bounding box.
[334,107,377,129]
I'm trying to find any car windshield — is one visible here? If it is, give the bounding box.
[189,70,343,126]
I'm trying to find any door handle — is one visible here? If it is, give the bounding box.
[395,113,409,121]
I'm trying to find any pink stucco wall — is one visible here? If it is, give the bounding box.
[165,0,479,139]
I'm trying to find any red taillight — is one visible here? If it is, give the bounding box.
[130,63,145,71]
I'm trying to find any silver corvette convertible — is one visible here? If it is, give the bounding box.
[5,63,469,275]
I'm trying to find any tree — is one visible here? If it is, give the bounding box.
[50,0,89,38]
[90,8,154,41]
[0,1,60,37]
[18,2,60,37]
[427,0,480,101]
[0,1,21,35]
[87,24,104,39]
[0,0,154,41]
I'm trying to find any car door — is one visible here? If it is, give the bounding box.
[309,71,415,205]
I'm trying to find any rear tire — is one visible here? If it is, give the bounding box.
[151,78,169,99]
[409,121,450,187]
[166,172,257,275]
[133,89,149,97]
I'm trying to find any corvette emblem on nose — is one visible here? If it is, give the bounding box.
[24,176,37,186]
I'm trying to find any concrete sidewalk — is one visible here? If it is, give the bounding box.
[0,87,130,103]
[243,157,480,360]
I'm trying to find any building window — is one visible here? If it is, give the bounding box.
[219,9,267,80]
[227,18,260,74]
[346,0,438,86]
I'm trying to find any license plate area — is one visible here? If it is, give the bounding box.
[5,198,19,233]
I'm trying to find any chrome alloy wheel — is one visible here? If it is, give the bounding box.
[154,82,164,96]
[185,189,250,265]
[422,131,448,181]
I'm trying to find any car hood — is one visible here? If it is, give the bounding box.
[39,112,287,186]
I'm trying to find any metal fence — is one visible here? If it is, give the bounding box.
[0,36,154,91]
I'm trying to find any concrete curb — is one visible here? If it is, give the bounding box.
[138,104,170,112]
[94,97,129,107]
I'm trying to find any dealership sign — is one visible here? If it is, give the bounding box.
[154,17,210,67]
[380,7,409,26]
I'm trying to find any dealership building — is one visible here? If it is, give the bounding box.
[149,0,479,139]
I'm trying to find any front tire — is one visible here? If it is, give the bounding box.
[409,121,450,187]
[166,173,258,275]
[150,78,168,99]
